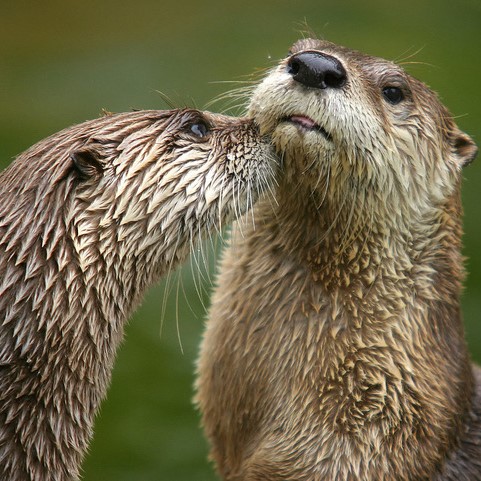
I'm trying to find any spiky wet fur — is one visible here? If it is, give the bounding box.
[0,109,276,480]
[196,39,481,480]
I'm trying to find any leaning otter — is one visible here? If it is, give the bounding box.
[0,108,276,481]
[196,39,481,480]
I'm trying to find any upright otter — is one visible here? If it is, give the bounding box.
[196,39,481,480]
[0,108,276,481]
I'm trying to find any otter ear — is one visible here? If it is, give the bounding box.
[453,132,478,167]
[70,148,105,180]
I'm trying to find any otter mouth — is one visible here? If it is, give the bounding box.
[282,115,332,141]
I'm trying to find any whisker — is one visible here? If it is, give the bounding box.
[151,89,178,109]
[190,254,208,314]
[159,232,184,338]
[233,181,245,239]
[152,89,193,109]
[294,19,320,40]
[247,178,257,230]
[393,45,426,64]
[188,230,209,313]
[174,272,184,355]
[204,85,257,112]
[315,181,350,247]
[313,162,331,210]
[260,152,281,209]
[217,183,225,236]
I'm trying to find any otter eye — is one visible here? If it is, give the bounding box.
[190,121,209,138]
[382,86,404,105]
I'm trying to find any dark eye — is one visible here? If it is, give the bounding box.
[190,121,209,138]
[382,86,404,105]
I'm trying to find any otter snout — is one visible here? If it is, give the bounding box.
[287,51,347,89]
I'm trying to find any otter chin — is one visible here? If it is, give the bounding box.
[0,108,276,481]
[196,39,481,481]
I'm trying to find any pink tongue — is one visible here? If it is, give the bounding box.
[290,115,318,129]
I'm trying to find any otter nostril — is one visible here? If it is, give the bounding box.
[287,51,347,90]
[286,58,300,76]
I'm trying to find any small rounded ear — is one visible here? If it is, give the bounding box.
[453,132,478,167]
[70,148,105,180]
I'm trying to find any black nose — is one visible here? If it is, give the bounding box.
[287,51,347,89]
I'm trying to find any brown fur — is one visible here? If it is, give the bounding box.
[196,40,481,480]
[0,109,276,481]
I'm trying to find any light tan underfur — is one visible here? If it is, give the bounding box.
[196,39,481,480]
[0,109,276,481]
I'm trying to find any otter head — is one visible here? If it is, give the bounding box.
[249,39,477,213]
[65,109,275,284]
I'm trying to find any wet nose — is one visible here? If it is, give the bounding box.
[287,51,347,89]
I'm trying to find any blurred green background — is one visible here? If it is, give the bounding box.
[0,1,480,479]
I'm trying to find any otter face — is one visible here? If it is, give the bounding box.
[0,109,276,285]
[249,39,476,205]
[67,109,277,272]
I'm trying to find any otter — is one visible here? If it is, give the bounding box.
[196,39,481,480]
[0,108,276,481]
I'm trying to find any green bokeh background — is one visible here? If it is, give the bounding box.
[0,1,480,479]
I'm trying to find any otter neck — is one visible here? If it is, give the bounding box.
[265,175,473,465]
[0,191,181,481]
[275,172,465,302]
